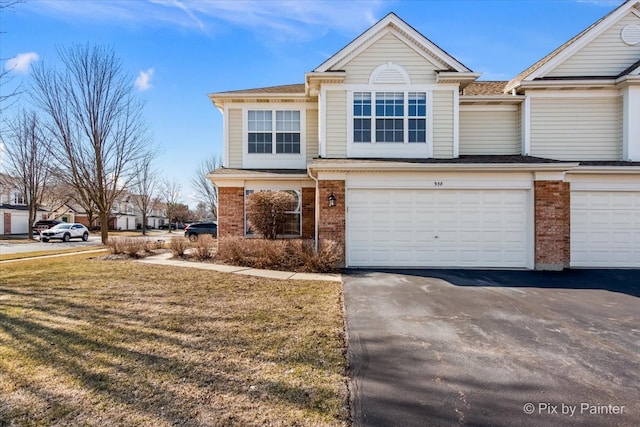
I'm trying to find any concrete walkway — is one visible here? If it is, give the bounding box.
[138,252,342,282]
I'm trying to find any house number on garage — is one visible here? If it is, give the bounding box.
[434,181,443,187]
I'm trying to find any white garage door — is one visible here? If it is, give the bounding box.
[347,189,529,268]
[11,212,29,234]
[571,191,640,268]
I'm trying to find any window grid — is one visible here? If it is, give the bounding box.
[248,110,301,154]
[353,91,427,144]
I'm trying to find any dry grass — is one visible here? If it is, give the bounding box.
[0,246,107,262]
[0,254,348,426]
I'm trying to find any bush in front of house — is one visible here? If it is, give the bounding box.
[107,237,155,258]
[216,237,342,273]
[169,237,190,257]
[192,234,216,261]
[245,191,296,240]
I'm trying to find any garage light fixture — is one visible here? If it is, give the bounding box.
[328,192,336,207]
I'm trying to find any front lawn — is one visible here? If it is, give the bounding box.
[0,254,348,426]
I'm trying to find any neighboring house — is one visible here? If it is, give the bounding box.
[110,193,137,231]
[131,195,167,229]
[208,1,640,270]
[0,173,35,235]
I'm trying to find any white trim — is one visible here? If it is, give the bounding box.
[223,104,230,167]
[524,1,640,82]
[622,85,640,160]
[241,105,307,169]
[534,171,566,181]
[319,89,326,158]
[344,86,449,158]
[346,171,533,190]
[453,89,459,158]
[315,13,470,73]
[369,62,412,84]
[522,96,531,156]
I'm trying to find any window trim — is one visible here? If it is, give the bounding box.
[346,85,436,158]
[242,105,307,169]
[244,188,302,238]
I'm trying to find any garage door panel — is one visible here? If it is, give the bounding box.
[571,191,640,268]
[348,189,529,268]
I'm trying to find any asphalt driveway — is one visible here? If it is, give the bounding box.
[343,269,640,427]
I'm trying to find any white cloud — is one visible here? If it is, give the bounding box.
[135,68,155,91]
[25,0,388,42]
[4,52,40,73]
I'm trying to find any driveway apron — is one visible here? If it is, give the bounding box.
[343,269,640,427]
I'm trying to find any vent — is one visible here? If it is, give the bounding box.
[369,62,411,85]
[621,24,640,46]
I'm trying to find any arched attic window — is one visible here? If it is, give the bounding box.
[369,62,411,85]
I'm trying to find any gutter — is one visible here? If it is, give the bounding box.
[306,165,320,253]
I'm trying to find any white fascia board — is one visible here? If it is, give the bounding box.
[524,1,638,82]
[518,80,616,90]
[315,13,470,73]
[308,161,579,174]
[208,174,311,188]
[568,166,640,174]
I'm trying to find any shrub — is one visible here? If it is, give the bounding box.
[217,237,342,273]
[192,234,216,261]
[245,191,296,239]
[169,237,189,257]
[107,237,150,258]
[106,237,126,255]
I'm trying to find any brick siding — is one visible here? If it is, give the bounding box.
[534,180,570,270]
[217,187,245,239]
[301,187,315,239]
[318,180,346,266]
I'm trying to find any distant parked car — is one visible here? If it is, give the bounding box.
[33,219,63,233]
[159,223,186,230]
[40,223,89,242]
[184,222,217,241]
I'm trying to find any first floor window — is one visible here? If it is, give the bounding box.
[245,189,301,236]
[248,110,301,154]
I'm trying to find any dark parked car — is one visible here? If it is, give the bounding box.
[184,222,217,241]
[159,223,186,230]
[33,219,63,233]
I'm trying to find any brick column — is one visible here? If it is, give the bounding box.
[534,181,570,271]
[301,187,316,240]
[318,180,346,266]
[218,187,245,238]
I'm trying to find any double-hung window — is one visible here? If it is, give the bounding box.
[353,91,427,144]
[244,189,301,237]
[248,110,301,154]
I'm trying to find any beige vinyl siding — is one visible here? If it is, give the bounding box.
[306,109,319,163]
[341,33,439,84]
[325,90,347,158]
[228,108,243,168]
[459,109,520,155]
[548,13,640,77]
[432,90,454,158]
[530,97,621,160]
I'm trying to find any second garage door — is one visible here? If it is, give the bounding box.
[347,189,530,268]
[571,191,640,268]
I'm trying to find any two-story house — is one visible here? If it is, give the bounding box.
[208,1,640,270]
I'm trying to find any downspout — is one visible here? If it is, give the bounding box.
[307,165,319,253]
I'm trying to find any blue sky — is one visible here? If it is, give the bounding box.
[1,0,625,206]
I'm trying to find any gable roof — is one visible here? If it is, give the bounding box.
[314,12,471,73]
[506,0,640,92]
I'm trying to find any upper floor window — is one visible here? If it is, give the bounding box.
[12,192,26,205]
[248,110,301,154]
[353,91,427,144]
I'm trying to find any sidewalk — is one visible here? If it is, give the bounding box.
[139,252,342,282]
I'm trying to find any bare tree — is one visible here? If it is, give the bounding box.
[4,109,51,239]
[30,44,151,243]
[130,151,159,235]
[160,178,182,233]
[0,1,26,112]
[191,156,220,220]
